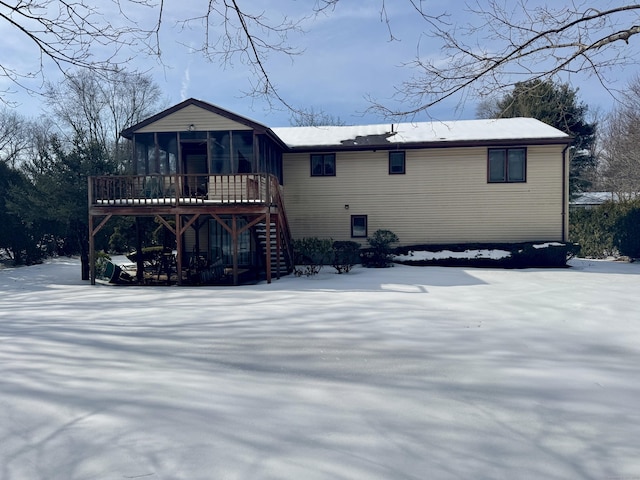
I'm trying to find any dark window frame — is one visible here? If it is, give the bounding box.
[351,215,368,238]
[310,153,336,177]
[389,151,406,174]
[488,147,527,183]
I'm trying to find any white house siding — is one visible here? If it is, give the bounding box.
[136,105,252,133]
[282,144,567,246]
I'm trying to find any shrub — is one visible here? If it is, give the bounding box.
[614,207,640,258]
[570,199,640,258]
[293,237,333,276]
[362,229,399,268]
[331,240,361,274]
[569,202,619,258]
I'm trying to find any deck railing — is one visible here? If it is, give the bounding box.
[90,173,274,206]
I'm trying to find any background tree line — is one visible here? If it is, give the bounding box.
[0,69,163,275]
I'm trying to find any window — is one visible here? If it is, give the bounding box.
[311,153,336,176]
[389,151,406,174]
[488,148,526,183]
[351,215,368,238]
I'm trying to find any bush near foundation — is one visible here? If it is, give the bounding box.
[332,241,361,274]
[293,237,333,276]
[361,229,399,268]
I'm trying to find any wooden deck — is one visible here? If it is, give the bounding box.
[88,173,294,286]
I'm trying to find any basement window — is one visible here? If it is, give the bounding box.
[351,215,368,238]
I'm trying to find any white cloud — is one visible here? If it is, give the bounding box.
[180,64,191,101]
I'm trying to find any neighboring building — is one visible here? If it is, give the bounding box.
[88,98,571,285]
[570,192,635,210]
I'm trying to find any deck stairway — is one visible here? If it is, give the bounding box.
[255,222,293,277]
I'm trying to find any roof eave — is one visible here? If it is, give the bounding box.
[281,136,573,153]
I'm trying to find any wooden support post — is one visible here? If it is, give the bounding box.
[232,215,239,286]
[175,213,183,286]
[135,217,144,284]
[89,215,96,285]
[88,213,112,285]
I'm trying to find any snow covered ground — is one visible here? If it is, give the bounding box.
[1,257,639,480]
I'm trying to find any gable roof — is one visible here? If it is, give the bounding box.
[272,118,571,151]
[120,98,275,139]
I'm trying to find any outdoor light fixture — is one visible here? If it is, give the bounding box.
[188,124,196,131]
[344,204,349,210]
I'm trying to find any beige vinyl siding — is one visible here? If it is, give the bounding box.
[282,144,566,246]
[136,105,252,133]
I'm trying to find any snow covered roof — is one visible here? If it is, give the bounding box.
[271,117,570,149]
[571,192,619,205]
[571,191,639,206]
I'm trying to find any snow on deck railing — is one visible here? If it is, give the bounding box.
[90,174,274,206]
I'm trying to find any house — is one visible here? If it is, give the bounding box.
[570,191,637,210]
[88,98,571,285]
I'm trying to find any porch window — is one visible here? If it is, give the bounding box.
[210,131,231,174]
[233,131,254,173]
[488,148,526,183]
[311,153,336,176]
[351,215,368,238]
[209,131,255,174]
[157,133,178,174]
[134,133,154,175]
[389,151,406,174]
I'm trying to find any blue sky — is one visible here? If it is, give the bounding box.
[1,1,638,127]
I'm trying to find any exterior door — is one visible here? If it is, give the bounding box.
[181,141,208,196]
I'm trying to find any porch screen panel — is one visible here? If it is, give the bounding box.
[210,131,231,174]
[232,131,254,173]
[134,133,154,175]
[259,136,283,184]
[157,133,178,174]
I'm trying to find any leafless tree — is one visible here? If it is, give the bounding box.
[0,108,28,167]
[597,76,640,198]
[44,69,163,163]
[290,106,347,126]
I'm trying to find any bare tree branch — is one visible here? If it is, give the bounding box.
[5,0,639,119]
[0,0,158,104]
[369,1,640,118]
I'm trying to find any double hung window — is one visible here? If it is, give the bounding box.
[311,153,336,176]
[389,151,406,174]
[488,148,526,183]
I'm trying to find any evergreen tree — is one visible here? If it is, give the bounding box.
[9,136,116,278]
[0,162,43,264]
[479,79,597,196]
